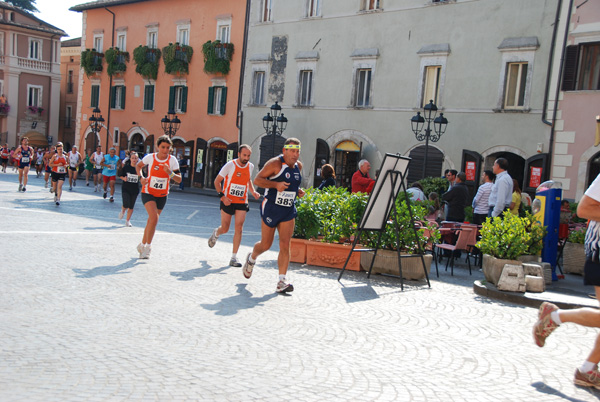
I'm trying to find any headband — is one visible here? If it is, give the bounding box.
[283,144,300,150]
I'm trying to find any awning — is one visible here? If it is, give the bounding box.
[335,140,360,152]
[22,131,48,148]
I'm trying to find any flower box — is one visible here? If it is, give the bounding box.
[306,241,361,271]
[290,238,309,264]
[563,242,585,275]
[361,250,432,280]
[482,254,522,285]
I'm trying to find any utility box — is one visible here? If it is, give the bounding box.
[532,181,562,281]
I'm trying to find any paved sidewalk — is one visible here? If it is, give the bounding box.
[1,171,599,401]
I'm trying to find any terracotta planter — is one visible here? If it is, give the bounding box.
[563,242,585,275]
[305,241,361,271]
[360,250,432,280]
[482,254,522,285]
[290,238,309,264]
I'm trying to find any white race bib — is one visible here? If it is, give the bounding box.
[229,183,246,198]
[150,176,168,190]
[57,166,66,173]
[126,173,139,183]
[21,157,29,163]
[274,191,295,207]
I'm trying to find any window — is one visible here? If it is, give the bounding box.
[147,29,158,49]
[362,0,380,11]
[143,84,155,111]
[219,25,230,43]
[90,84,100,108]
[93,35,103,52]
[110,85,126,110]
[262,0,272,22]
[355,69,372,107]
[563,43,600,91]
[29,39,41,60]
[208,86,227,115]
[169,86,188,113]
[67,70,73,94]
[65,106,72,128]
[27,85,42,107]
[307,0,321,17]
[177,26,190,46]
[117,32,126,51]
[504,62,528,109]
[298,70,313,106]
[423,65,441,106]
[252,71,266,105]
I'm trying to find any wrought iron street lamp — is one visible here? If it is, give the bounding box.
[262,101,288,159]
[410,100,448,179]
[88,107,104,149]
[161,110,181,139]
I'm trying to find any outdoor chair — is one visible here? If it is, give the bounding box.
[434,226,473,276]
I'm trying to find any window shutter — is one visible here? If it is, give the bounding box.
[121,86,126,109]
[220,87,227,115]
[145,85,154,110]
[168,86,175,111]
[91,85,99,107]
[181,86,188,112]
[110,86,116,108]
[562,45,579,91]
[207,86,214,114]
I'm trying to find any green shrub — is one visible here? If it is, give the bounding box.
[420,176,449,197]
[477,212,546,259]
[568,226,586,244]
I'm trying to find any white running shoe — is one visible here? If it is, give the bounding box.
[18,184,22,192]
[137,243,145,258]
[208,228,219,248]
[276,280,294,293]
[118,210,125,220]
[142,244,151,259]
[243,253,255,279]
[126,220,132,227]
[229,257,242,267]
[94,186,98,192]
[44,182,48,188]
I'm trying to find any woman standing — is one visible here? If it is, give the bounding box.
[317,164,336,190]
[49,142,68,205]
[509,179,522,215]
[118,151,140,227]
[136,136,181,259]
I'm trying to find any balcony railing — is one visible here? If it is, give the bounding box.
[18,57,51,72]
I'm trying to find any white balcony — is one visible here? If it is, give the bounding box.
[17,57,51,72]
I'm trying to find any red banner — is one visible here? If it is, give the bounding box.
[530,166,542,188]
[466,161,476,182]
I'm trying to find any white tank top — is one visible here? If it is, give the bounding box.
[69,151,80,167]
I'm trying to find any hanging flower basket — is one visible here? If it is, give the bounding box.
[104,47,130,77]
[133,45,161,80]
[81,49,104,77]
[162,42,193,75]
[202,40,234,75]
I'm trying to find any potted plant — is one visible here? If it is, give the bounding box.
[202,40,235,75]
[477,212,546,285]
[133,45,161,80]
[360,194,440,280]
[291,188,321,263]
[80,48,103,77]
[162,42,194,75]
[0,102,10,115]
[563,226,586,275]
[26,105,44,116]
[104,47,130,77]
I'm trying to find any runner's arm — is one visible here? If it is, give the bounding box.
[577,195,600,222]
[254,159,288,192]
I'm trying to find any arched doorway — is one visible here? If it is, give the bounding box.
[334,140,360,190]
[207,140,228,189]
[485,152,525,187]
[85,130,100,153]
[172,138,194,188]
[588,151,600,189]
[130,133,144,155]
[407,145,444,183]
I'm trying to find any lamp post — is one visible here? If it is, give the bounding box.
[88,107,104,150]
[410,100,448,179]
[262,101,288,159]
[161,110,181,139]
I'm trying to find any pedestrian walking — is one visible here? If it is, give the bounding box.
[118,151,140,227]
[208,144,261,267]
[136,135,181,259]
[91,146,104,192]
[49,142,68,205]
[14,136,32,192]
[534,172,600,389]
[242,138,305,293]
[101,147,119,202]
[68,145,82,191]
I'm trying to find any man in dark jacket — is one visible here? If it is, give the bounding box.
[442,171,469,222]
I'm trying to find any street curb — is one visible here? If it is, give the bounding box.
[473,280,594,310]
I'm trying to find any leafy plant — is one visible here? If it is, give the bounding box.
[202,40,234,75]
[133,45,161,80]
[293,188,320,239]
[420,176,449,197]
[0,103,10,114]
[477,212,546,259]
[27,105,43,115]
[104,47,129,76]
[568,226,586,244]
[80,49,103,77]
[162,43,194,75]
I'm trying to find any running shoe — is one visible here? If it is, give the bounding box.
[103,191,107,199]
[73,180,76,187]
[44,182,48,188]
[208,228,219,248]
[55,201,60,206]
[50,187,54,193]
[86,182,89,186]
[22,187,26,192]
[109,196,114,203]
[243,253,255,279]
[54,195,57,203]
[126,221,132,227]
[69,186,73,191]
[94,186,97,192]
[137,243,144,258]
[276,280,294,293]
[229,257,242,267]
[533,302,559,347]
[18,184,22,191]
[118,210,125,220]
[574,367,600,389]
[142,244,151,259]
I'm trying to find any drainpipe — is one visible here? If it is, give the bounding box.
[541,0,563,126]
[104,7,115,152]
[547,0,574,180]
[236,0,251,146]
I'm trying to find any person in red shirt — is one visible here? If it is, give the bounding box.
[351,159,375,193]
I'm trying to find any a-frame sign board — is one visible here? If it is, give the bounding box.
[337,153,431,291]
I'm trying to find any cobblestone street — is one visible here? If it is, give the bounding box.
[1,172,599,401]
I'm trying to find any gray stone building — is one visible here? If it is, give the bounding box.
[240,0,563,197]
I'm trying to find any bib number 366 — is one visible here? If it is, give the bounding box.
[274,191,295,207]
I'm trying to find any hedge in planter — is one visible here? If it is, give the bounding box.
[133,45,161,80]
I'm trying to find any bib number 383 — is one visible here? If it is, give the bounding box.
[229,183,246,198]
[150,176,168,190]
[274,191,295,207]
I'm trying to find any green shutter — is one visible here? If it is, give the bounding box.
[181,86,188,112]
[91,85,99,108]
[220,87,227,115]
[110,86,116,109]
[144,85,154,110]
[207,86,214,114]
[121,86,126,109]
[168,86,175,111]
